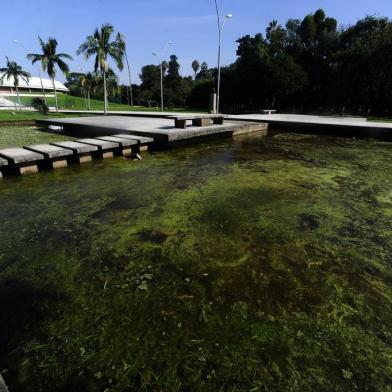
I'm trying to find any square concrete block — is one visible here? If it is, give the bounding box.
[19,165,39,175]
[102,151,114,159]
[52,160,68,169]
[213,117,224,125]
[174,119,187,129]
[79,155,93,164]
[193,118,211,127]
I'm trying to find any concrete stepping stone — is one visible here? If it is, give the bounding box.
[51,141,97,164]
[24,144,73,169]
[0,157,8,180]
[0,148,44,175]
[113,134,154,151]
[96,136,138,156]
[75,138,119,159]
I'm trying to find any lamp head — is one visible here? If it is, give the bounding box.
[152,51,157,56]
[12,40,21,44]
[226,14,233,19]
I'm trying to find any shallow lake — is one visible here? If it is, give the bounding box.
[0,127,391,391]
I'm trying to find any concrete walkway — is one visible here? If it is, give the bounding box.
[37,116,267,145]
[55,110,392,138]
[229,113,392,128]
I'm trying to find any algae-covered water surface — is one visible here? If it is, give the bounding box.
[0,127,391,391]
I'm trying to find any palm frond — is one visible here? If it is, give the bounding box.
[57,53,74,61]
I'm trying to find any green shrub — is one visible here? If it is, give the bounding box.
[31,97,49,115]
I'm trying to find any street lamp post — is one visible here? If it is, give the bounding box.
[124,49,134,106]
[12,40,48,105]
[152,41,172,112]
[214,0,232,114]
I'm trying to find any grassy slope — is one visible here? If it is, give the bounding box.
[0,111,89,123]
[6,93,206,113]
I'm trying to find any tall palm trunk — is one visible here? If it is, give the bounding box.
[51,77,59,112]
[15,85,22,110]
[103,71,108,115]
[82,88,88,109]
[87,90,91,110]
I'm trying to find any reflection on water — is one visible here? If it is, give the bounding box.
[0,129,391,391]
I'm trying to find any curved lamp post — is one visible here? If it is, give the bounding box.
[12,39,47,105]
[214,0,232,113]
[152,41,173,112]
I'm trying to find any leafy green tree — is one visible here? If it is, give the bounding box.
[27,37,73,112]
[77,24,124,114]
[80,72,99,110]
[64,72,85,97]
[0,57,30,110]
[138,64,161,107]
[197,62,211,80]
[192,60,200,79]
[165,55,184,107]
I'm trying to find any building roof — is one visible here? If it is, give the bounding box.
[0,73,69,92]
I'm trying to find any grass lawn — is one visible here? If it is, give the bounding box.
[367,116,392,122]
[0,111,90,124]
[5,93,206,113]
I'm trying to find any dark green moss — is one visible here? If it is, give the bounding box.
[0,129,391,391]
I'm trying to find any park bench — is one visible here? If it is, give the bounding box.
[262,109,277,115]
[168,114,226,129]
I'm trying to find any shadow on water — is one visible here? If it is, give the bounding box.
[0,278,69,391]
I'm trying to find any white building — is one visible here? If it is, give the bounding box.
[0,73,69,96]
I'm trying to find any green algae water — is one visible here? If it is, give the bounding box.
[0,128,392,391]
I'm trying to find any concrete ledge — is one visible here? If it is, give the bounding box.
[96,136,138,156]
[76,138,119,159]
[25,144,73,160]
[76,138,119,151]
[0,148,44,165]
[51,141,97,164]
[25,144,74,169]
[51,141,98,155]
[114,134,154,145]
[0,148,44,175]
[112,134,153,152]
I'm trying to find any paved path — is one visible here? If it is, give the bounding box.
[57,110,392,129]
[0,96,17,109]
[228,113,392,129]
[37,116,266,145]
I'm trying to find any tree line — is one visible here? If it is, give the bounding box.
[120,9,392,115]
[2,9,392,115]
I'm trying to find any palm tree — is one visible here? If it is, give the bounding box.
[27,37,73,112]
[116,33,133,106]
[80,72,98,110]
[0,57,30,110]
[192,60,200,80]
[77,24,124,114]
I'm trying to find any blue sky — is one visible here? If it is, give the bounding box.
[1,0,391,84]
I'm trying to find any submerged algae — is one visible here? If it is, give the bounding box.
[0,131,392,391]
